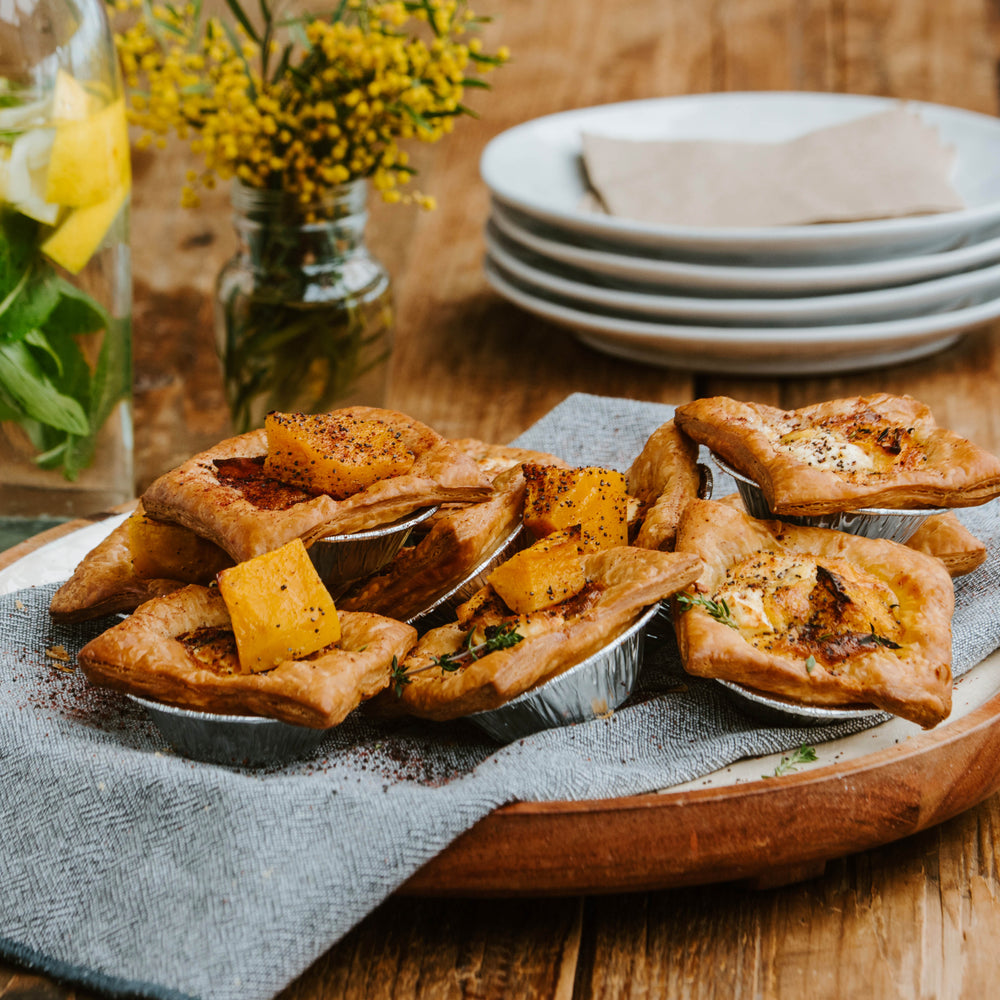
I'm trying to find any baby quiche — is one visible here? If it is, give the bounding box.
[674,393,1000,515]
[673,499,954,729]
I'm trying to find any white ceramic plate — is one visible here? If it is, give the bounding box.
[491,201,1000,295]
[483,258,1000,374]
[480,92,1000,263]
[486,224,1000,326]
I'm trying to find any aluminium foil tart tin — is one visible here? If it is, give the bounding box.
[467,601,662,742]
[711,454,944,544]
[127,694,330,767]
[308,505,438,592]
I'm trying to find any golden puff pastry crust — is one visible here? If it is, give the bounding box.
[140,406,493,563]
[49,514,178,623]
[673,499,954,728]
[77,585,417,728]
[626,419,702,551]
[338,465,527,622]
[388,546,702,721]
[450,438,568,480]
[675,393,1000,515]
[49,503,232,623]
[905,511,988,578]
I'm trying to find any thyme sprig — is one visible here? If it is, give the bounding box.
[391,623,524,697]
[766,744,818,779]
[862,626,902,650]
[675,592,738,630]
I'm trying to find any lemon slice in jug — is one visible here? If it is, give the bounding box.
[45,95,130,208]
[39,71,131,272]
[42,182,128,273]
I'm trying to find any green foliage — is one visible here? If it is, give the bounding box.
[0,208,124,481]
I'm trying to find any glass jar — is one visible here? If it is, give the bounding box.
[0,0,133,549]
[215,179,393,435]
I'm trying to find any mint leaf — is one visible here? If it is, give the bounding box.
[45,276,111,337]
[23,327,65,373]
[60,316,131,476]
[0,261,61,343]
[0,340,89,435]
[0,207,126,481]
[0,210,40,290]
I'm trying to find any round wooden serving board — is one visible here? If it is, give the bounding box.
[5,515,1000,896]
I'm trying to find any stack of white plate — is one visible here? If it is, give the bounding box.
[479,92,1000,375]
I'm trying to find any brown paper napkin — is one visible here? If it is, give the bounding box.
[581,106,964,227]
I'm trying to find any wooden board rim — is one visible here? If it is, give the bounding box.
[402,678,1000,895]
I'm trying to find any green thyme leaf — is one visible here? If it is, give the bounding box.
[394,623,525,692]
[864,626,902,650]
[766,745,818,779]
[390,656,410,698]
[675,591,738,629]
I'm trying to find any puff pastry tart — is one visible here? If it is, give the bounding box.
[50,514,182,623]
[450,438,568,480]
[674,499,954,728]
[674,393,1000,515]
[339,439,567,621]
[626,419,703,551]
[140,407,493,563]
[904,511,988,578]
[388,546,702,721]
[77,585,417,728]
[49,502,234,623]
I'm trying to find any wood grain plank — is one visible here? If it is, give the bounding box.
[276,897,583,1000]
[0,968,96,999]
[381,0,697,444]
[571,805,1000,1000]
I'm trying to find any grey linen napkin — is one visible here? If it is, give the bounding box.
[2,393,999,1000]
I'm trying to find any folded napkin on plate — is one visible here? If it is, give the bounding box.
[1,393,999,1000]
[581,106,965,227]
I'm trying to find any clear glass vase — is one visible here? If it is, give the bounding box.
[215,179,393,435]
[0,0,133,549]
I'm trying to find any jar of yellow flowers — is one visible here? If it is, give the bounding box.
[0,0,133,547]
[216,177,392,434]
[116,0,508,434]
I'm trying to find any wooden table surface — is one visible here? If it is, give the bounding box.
[5,0,1000,997]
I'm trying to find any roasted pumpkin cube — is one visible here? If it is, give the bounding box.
[263,411,415,499]
[216,538,341,673]
[128,510,233,582]
[487,527,586,614]
[522,464,630,550]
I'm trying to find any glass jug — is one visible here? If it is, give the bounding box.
[0,0,132,549]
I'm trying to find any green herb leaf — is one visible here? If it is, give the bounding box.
[0,205,126,480]
[44,277,111,337]
[61,316,131,478]
[766,744,818,779]
[393,623,525,692]
[0,341,89,435]
[863,626,902,650]
[675,591,738,629]
[0,267,61,344]
[805,654,816,674]
[0,211,62,343]
[390,656,410,697]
